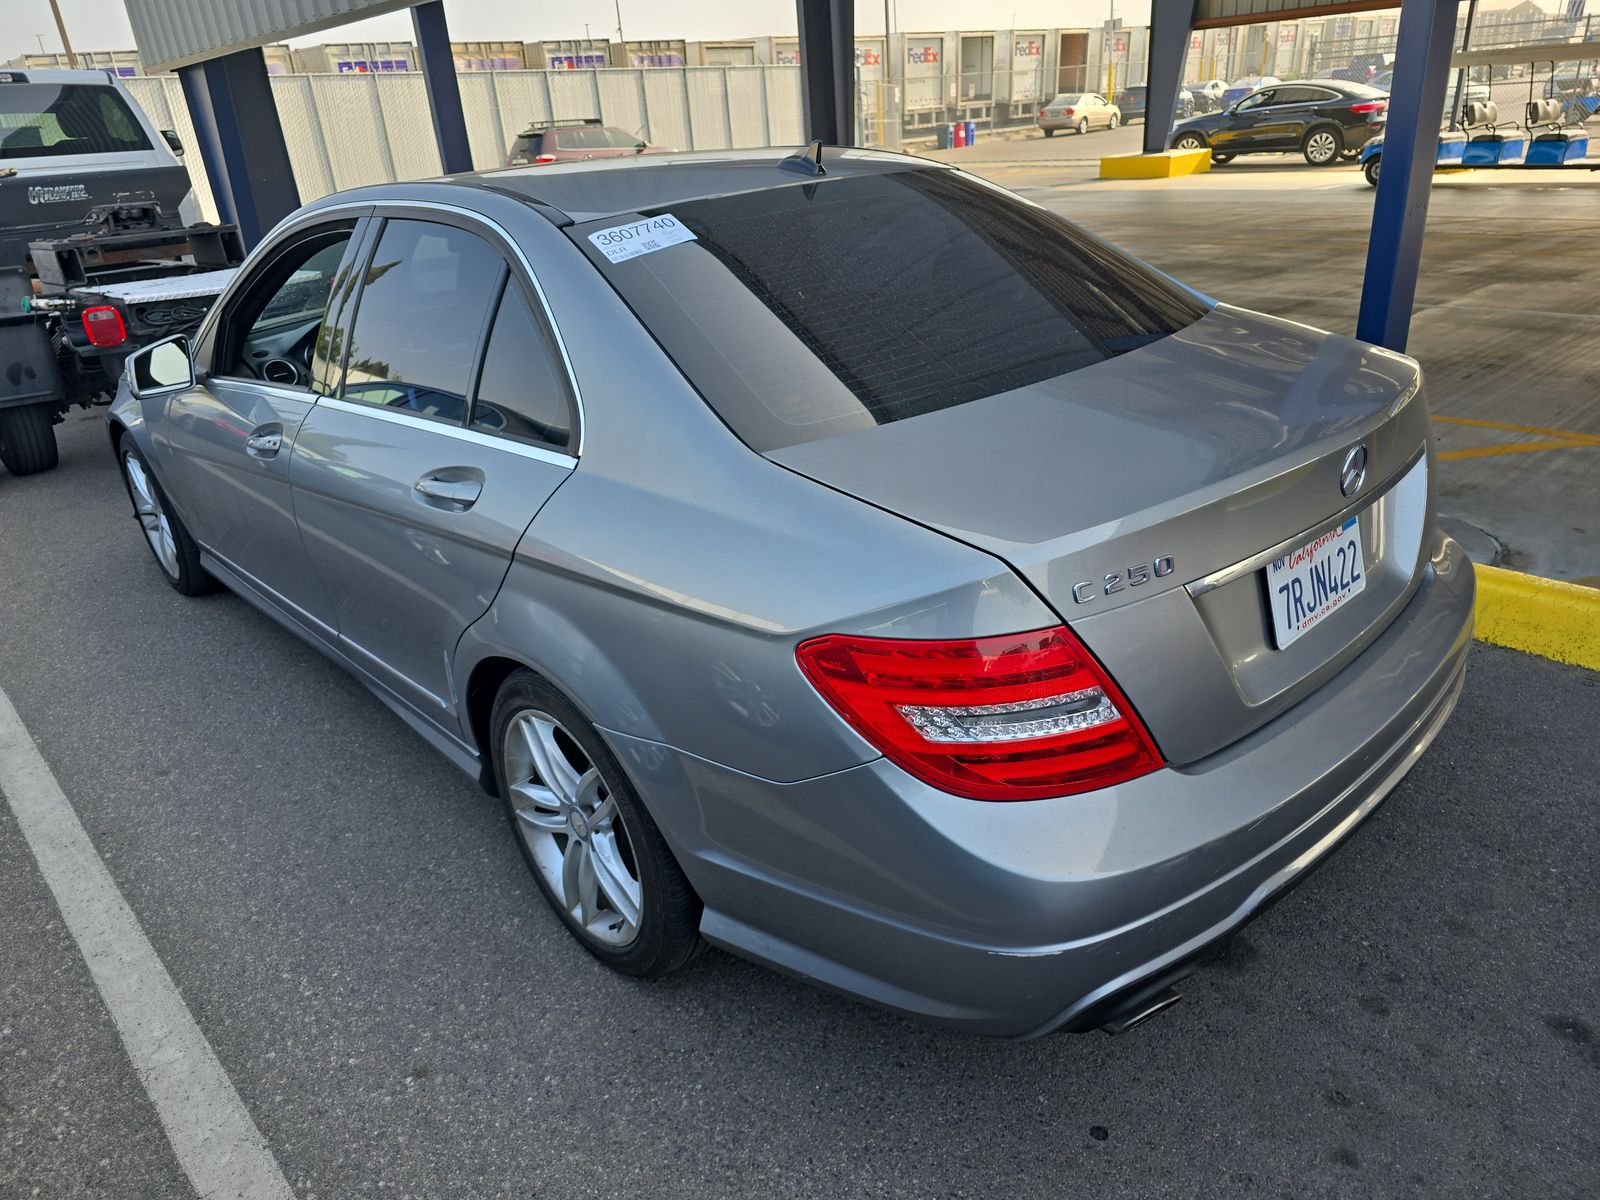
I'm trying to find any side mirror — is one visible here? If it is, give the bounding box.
[130,335,194,398]
[160,129,184,157]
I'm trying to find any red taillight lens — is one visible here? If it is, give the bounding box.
[81,305,126,347]
[1351,101,1387,114]
[796,626,1162,801]
[532,153,558,165]
[1063,107,1076,116]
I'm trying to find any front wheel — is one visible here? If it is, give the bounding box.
[1211,152,1236,164]
[1364,154,1382,186]
[1076,117,1090,135]
[118,439,215,596]
[0,402,60,476]
[492,672,702,978]
[1302,126,1343,166]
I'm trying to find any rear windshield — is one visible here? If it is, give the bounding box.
[0,83,151,159]
[1342,81,1389,100]
[571,168,1209,451]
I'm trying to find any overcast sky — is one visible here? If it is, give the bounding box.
[2,0,1153,62]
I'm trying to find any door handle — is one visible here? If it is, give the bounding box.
[414,475,482,508]
[245,430,282,457]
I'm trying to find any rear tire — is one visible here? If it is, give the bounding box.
[491,671,702,979]
[0,403,60,476]
[1302,126,1343,166]
[1108,113,1120,130]
[1211,152,1236,164]
[1076,117,1090,135]
[1364,154,1382,187]
[1043,128,1055,137]
[1172,131,1207,153]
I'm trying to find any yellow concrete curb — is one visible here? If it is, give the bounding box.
[1099,149,1212,179]
[1473,563,1600,671]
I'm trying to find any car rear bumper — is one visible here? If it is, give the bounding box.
[606,529,1474,1038]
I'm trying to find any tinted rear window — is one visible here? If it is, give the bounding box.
[0,84,151,159]
[571,168,1209,452]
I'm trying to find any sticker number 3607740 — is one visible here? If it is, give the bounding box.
[587,213,698,264]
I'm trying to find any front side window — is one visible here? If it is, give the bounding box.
[469,280,574,450]
[340,219,504,424]
[575,168,1208,452]
[0,83,152,159]
[216,224,354,386]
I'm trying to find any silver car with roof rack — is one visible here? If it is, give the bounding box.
[107,143,1473,1038]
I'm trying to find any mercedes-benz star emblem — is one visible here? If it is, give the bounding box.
[1340,444,1369,498]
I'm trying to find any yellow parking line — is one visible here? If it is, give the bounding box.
[1431,414,1600,444]
[1438,439,1598,462]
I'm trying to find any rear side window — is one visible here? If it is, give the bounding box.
[340,219,504,425]
[572,168,1208,452]
[470,280,574,451]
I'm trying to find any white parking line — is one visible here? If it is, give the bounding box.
[0,686,294,1200]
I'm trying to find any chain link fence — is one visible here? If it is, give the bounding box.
[127,67,805,224]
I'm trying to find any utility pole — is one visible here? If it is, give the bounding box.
[614,0,626,48]
[1448,0,1478,130]
[48,0,79,68]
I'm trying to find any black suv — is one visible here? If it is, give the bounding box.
[1168,79,1388,165]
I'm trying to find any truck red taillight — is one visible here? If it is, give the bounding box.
[796,626,1162,801]
[81,305,126,347]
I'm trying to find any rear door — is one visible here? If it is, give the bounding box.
[1265,85,1337,144]
[289,211,577,725]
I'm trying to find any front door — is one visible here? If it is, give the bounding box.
[158,217,366,633]
[1212,87,1280,151]
[290,214,577,727]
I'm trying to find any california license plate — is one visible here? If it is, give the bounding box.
[1265,517,1366,649]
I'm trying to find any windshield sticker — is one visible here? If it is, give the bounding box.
[587,213,697,264]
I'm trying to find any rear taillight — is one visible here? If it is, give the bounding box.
[1351,101,1387,114]
[532,153,558,165]
[1063,107,1076,116]
[81,305,126,347]
[796,625,1162,801]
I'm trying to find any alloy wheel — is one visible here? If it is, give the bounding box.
[123,451,179,579]
[504,709,643,947]
[1307,130,1339,164]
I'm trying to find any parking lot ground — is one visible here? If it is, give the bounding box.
[3,414,1599,1199]
[926,124,1600,581]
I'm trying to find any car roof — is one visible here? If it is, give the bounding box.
[0,67,123,86]
[439,145,947,224]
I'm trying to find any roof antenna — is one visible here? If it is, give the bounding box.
[779,140,826,176]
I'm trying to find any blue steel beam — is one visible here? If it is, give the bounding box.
[412,0,473,175]
[1144,0,1200,155]
[177,49,299,248]
[794,0,855,145]
[1356,0,1462,351]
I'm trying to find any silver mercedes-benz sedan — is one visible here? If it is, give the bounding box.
[108,146,1473,1038]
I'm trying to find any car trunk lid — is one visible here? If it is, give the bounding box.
[767,304,1434,764]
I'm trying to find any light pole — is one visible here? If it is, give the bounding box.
[48,0,79,68]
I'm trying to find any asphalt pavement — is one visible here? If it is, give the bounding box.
[3,410,1599,1199]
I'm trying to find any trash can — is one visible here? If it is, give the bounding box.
[964,121,977,146]
[937,124,954,150]
[954,122,968,148]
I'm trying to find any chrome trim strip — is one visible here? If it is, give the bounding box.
[316,395,579,469]
[1186,445,1428,598]
[197,197,588,458]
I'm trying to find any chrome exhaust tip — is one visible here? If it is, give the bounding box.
[1097,984,1183,1035]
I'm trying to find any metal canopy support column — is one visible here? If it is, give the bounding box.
[1356,0,1461,351]
[177,48,298,249]
[794,0,855,145]
[1144,0,1199,155]
[412,0,473,175]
